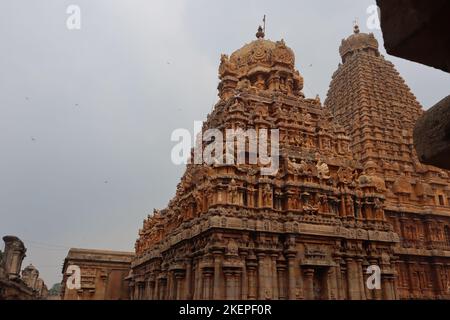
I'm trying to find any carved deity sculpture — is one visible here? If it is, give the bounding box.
[316,160,331,180]
[228,179,239,204]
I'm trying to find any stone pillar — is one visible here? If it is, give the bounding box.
[303,268,315,300]
[128,281,135,300]
[257,253,266,299]
[346,258,362,299]
[153,277,159,300]
[277,263,287,300]
[184,259,192,299]
[356,258,366,300]
[432,262,444,297]
[286,253,298,300]
[340,264,348,299]
[149,279,155,300]
[158,277,167,300]
[246,257,258,300]
[328,267,339,300]
[2,236,26,279]
[145,279,151,300]
[167,271,175,300]
[213,252,223,299]
[193,259,202,300]
[202,269,213,300]
[382,275,395,300]
[224,270,234,300]
[406,261,416,298]
[240,252,248,299]
[271,254,279,299]
[333,259,343,300]
[340,195,346,217]
[174,271,185,300]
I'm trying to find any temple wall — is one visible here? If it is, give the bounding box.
[131,231,398,300]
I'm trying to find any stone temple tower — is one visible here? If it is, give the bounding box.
[130,27,404,300]
[325,25,450,299]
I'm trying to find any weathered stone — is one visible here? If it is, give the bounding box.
[377,0,450,73]
[414,96,450,170]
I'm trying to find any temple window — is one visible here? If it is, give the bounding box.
[438,194,445,206]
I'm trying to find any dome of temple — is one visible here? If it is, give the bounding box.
[228,31,295,72]
[217,27,303,99]
[339,25,379,61]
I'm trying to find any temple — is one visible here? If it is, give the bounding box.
[60,248,133,300]
[326,25,450,299]
[0,236,48,300]
[128,25,450,300]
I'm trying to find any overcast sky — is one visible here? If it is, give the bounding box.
[1,0,449,287]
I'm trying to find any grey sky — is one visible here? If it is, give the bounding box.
[1,0,449,286]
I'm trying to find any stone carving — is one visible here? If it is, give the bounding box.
[316,160,331,180]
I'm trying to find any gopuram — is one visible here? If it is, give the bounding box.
[129,25,450,300]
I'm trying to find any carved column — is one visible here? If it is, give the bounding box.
[432,262,444,297]
[246,255,258,300]
[128,280,135,300]
[271,254,279,299]
[240,252,248,299]
[382,275,395,300]
[153,276,159,300]
[346,258,361,299]
[286,252,298,300]
[174,271,185,300]
[193,259,202,300]
[213,251,223,299]
[340,263,348,299]
[202,269,213,300]
[149,279,155,300]
[333,259,343,300]
[184,258,192,299]
[167,271,174,300]
[224,270,234,300]
[340,195,346,217]
[328,267,339,300]
[277,260,287,300]
[257,252,266,300]
[145,278,151,300]
[356,258,366,300]
[158,277,167,300]
[406,261,416,298]
[303,268,315,300]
